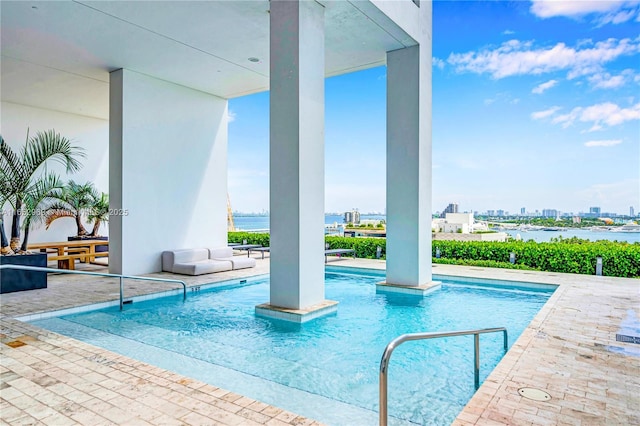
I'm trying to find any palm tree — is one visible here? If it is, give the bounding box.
[0,191,10,254]
[19,174,63,251]
[87,191,109,237]
[0,130,85,252]
[44,180,95,236]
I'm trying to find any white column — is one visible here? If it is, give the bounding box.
[385,42,433,287]
[268,0,326,309]
[109,69,228,275]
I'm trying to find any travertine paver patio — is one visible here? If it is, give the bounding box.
[1,256,639,425]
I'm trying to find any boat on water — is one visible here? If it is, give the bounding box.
[541,227,562,231]
[612,222,640,233]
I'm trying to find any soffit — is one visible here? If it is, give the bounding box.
[1,1,414,119]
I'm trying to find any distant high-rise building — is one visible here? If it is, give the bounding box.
[497,209,504,217]
[631,206,635,217]
[487,210,495,216]
[520,207,526,215]
[542,209,558,218]
[590,206,601,216]
[443,203,458,215]
[344,210,360,225]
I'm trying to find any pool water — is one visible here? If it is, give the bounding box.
[32,271,554,425]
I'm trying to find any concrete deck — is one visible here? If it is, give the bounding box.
[1,256,639,425]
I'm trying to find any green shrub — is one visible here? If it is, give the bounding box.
[432,240,640,278]
[228,233,640,278]
[228,232,270,247]
[433,258,537,270]
[325,236,385,259]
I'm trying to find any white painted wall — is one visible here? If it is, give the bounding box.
[110,69,228,275]
[446,213,474,227]
[0,102,109,244]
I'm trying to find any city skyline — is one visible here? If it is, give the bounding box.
[228,0,640,215]
[232,202,638,217]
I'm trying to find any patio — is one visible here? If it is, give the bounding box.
[1,258,638,425]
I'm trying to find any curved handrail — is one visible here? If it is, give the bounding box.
[379,327,508,426]
[0,264,187,310]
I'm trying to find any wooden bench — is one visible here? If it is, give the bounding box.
[324,248,356,263]
[48,251,109,270]
[39,247,90,263]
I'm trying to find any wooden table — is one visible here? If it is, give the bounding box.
[28,240,109,269]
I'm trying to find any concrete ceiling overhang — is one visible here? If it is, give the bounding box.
[1,0,417,120]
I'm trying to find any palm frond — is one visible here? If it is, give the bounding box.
[87,192,110,222]
[22,172,63,228]
[21,130,86,176]
[44,209,75,229]
[0,136,28,193]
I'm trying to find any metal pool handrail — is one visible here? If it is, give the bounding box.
[379,327,508,426]
[0,265,187,310]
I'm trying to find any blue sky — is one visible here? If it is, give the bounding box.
[228,0,640,216]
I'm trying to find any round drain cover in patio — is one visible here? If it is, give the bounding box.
[518,387,551,401]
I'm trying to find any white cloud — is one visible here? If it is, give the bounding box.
[446,37,640,86]
[432,57,445,69]
[551,101,640,130]
[484,92,519,106]
[584,139,623,147]
[530,0,640,25]
[227,110,237,123]
[531,106,561,120]
[588,69,636,89]
[532,79,558,94]
[503,29,515,35]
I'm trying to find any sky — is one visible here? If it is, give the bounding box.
[228,0,640,216]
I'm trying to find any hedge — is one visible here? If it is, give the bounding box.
[228,232,386,259]
[228,232,270,248]
[228,232,640,278]
[432,240,640,278]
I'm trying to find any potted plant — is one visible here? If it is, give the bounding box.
[44,181,108,251]
[44,180,94,237]
[0,130,85,293]
[87,192,109,238]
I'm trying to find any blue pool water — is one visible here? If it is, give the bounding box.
[32,270,554,425]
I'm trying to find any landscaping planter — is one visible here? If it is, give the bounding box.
[0,253,47,293]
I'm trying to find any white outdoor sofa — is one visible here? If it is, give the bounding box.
[162,247,255,276]
[208,247,256,270]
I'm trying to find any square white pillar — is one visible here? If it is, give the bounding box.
[109,69,228,275]
[383,42,436,291]
[263,0,332,314]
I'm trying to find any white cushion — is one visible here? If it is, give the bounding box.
[227,256,256,270]
[162,249,228,275]
[208,247,233,259]
[174,248,209,263]
[173,260,232,275]
[208,247,256,270]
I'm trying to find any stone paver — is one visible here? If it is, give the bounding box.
[1,256,639,425]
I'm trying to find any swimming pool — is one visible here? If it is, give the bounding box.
[31,269,554,425]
